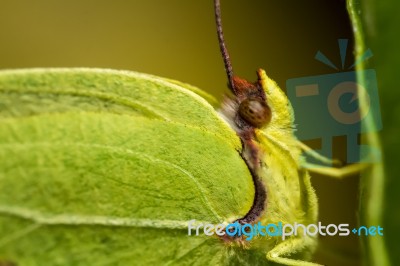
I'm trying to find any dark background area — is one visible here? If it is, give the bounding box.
[0,1,362,265]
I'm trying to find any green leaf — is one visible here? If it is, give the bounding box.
[347,0,399,265]
[0,68,260,265]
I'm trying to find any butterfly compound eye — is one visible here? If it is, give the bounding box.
[238,98,271,128]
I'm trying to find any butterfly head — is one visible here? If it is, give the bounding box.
[230,73,272,129]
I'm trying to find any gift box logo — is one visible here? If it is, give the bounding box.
[286,39,382,164]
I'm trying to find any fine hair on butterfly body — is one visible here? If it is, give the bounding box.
[214,0,321,265]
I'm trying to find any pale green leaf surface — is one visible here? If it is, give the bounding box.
[352,0,400,265]
[0,69,259,265]
[348,0,398,265]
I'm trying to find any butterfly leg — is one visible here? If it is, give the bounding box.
[266,237,323,266]
[297,141,342,166]
[298,141,370,179]
[302,162,368,179]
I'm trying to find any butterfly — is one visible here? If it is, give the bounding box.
[213,0,363,265]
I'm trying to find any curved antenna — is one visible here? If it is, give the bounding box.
[214,0,236,94]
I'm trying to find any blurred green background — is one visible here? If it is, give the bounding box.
[0,0,393,265]
[365,0,400,265]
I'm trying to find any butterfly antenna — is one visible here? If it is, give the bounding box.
[214,0,236,93]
